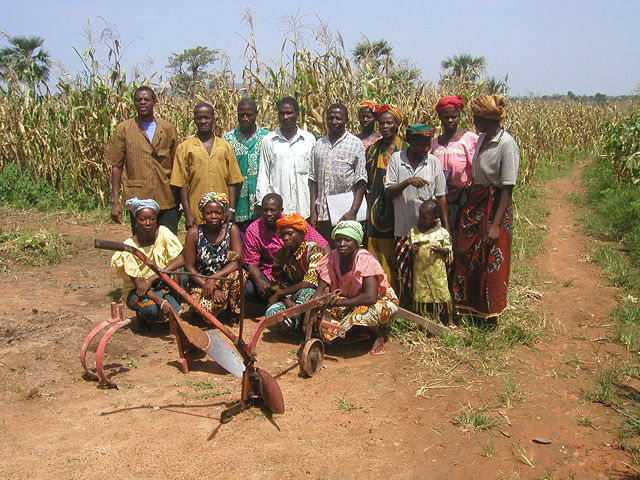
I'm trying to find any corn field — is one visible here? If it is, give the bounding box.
[0,21,630,207]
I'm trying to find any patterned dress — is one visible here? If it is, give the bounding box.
[223,126,269,223]
[408,226,452,316]
[365,136,407,288]
[189,224,245,318]
[265,241,325,331]
[316,249,399,341]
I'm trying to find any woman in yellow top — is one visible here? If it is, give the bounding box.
[111,197,185,329]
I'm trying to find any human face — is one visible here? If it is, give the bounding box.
[261,199,283,226]
[418,208,437,229]
[357,108,376,131]
[326,108,347,137]
[278,227,303,250]
[377,112,398,139]
[194,106,215,134]
[407,136,432,158]
[334,234,358,257]
[134,90,155,118]
[237,104,257,129]
[202,201,225,226]
[438,108,460,134]
[135,208,157,235]
[278,103,298,130]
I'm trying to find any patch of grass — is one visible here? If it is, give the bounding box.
[185,379,217,391]
[455,406,500,432]
[511,442,534,467]
[0,227,71,269]
[499,378,526,409]
[577,415,599,429]
[194,388,231,400]
[334,396,360,412]
[480,440,497,458]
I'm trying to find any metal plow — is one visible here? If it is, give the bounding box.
[88,239,338,423]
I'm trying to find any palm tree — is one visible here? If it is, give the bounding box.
[0,35,51,90]
[441,53,486,83]
[352,38,394,73]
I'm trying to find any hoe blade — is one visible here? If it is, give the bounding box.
[255,367,285,415]
[176,319,245,377]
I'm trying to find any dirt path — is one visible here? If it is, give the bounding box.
[0,165,636,479]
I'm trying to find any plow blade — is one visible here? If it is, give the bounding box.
[254,367,285,415]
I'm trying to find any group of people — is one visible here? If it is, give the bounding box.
[106,86,520,355]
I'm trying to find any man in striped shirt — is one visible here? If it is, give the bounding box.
[105,86,180,233]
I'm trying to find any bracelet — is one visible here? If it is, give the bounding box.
[159,300,168,310]
[228,208,236,213]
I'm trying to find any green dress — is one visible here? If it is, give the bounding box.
[223,126,269,223]
[408,226,452,304]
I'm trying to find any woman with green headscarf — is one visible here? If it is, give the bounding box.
[314,221,399,355]
[384,124,449,305]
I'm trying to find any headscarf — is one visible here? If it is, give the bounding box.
[331,220,364,246]
[125,197,159,216]
[469,94,507,121]
[275,213,308,234]
[406,123,436,137]
[358,100,381,113]
[198,191,229,212]
[376,104,403,123]
[435,95,465,112]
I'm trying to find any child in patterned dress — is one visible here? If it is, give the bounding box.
[407,199,454,327]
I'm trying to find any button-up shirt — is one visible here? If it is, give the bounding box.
[309,131,367,221]
[385,150,446,238]
[471,129,520,187]
[170,135,243,225]
[256,127,316,218]
[104,117,178,209]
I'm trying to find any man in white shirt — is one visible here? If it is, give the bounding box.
[256,97,316,218]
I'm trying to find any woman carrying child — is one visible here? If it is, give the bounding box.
[408,199,454,327]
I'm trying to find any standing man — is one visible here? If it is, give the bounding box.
[309,103,367,239]
[170,103,243,228]
[105,86,180,233]
[223,98,270,231]
[256,97,316,218]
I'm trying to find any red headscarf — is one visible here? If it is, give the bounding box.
[435,95,465,112]
[376,104,403,122]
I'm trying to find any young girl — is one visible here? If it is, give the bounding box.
[408,199,454,327]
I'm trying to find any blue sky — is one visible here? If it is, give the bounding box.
[1,0,638,96]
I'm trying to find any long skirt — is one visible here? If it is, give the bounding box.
[321,288,399,341]
[452,185,513,317]
[265,287,316,332]
[188,269,246,320]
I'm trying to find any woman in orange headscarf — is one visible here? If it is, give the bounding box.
[356,100,383,149]
[452,95,520,324]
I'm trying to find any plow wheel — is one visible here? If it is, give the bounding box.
[299,338,324,377]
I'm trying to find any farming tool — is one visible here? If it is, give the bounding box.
[87,239,339,422]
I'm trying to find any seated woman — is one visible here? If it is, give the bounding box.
[111,198,184,329]
[265,213,325,332]
[314,221,399,356]
[183,192,244,324]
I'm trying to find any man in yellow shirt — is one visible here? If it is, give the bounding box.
[171,103,243,228]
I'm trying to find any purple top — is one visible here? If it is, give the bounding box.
[243,217,328,280]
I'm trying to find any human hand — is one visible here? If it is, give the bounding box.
[283,297,295,309]
[135,278,151,297]
[255,279,271,298]
[185,214,196,231]
[339,209,357,221]
[224,210,235,224]
[111,203,122,224]
[203,278,217,299]
[212,289,225,305]
[405,177,429,188]
[487,223,500,244]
